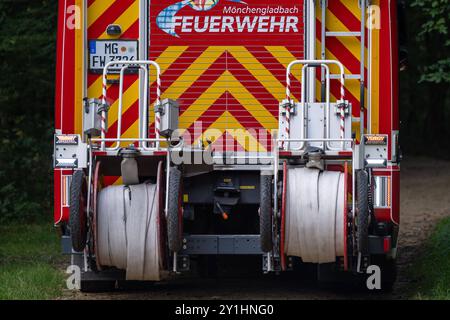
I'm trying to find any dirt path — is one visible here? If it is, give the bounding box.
[394,157,450,295]
[61,157,450,300]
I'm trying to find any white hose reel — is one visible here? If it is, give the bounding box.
[94,161,166,281]
[96,183,163,280]
[284,167,346,263]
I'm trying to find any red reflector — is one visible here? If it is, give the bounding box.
[92,151,107,156]
[279,151,292,156]
[383,237,391,253]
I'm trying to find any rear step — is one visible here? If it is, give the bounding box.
[180,234,262,255]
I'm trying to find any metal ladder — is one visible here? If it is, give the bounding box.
[319,0,368,139]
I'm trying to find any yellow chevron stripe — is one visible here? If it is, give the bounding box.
[228,47,285,100]
[265,46,339,102]
[147,46,190,92]
[121,120,139,142]
[315,39,360,101]
[340,0,361,20]
[317,7,368,70]
[87,0,115,27]
[157,46,189,72]
[264,46,302,82]
[99,47,190,143]
[86,77,139,130]
[316,36,369,115]
[98,1,139,39]
[265,44,366,133]
[179,71,277,130]
[161,47,227,100]
[193,111,266,152]
[94,45,293,148]
[226,116,267,152]
[107,80,139,126]
[87,76,103,98]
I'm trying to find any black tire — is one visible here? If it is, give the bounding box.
[69,170,88,252]
[167,166,182,252]
[260,174,273,252]
[356,170,370,254]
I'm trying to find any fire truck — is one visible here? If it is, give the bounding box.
[53,0,401,291]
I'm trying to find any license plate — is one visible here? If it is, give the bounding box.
[89,40,138,73]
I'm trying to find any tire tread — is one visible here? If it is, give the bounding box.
[260,174,273,252]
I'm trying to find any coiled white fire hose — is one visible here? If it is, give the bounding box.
[285,168,345,263]
[97,183,161,280]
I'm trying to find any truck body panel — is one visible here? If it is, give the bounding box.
[53,1,400,272]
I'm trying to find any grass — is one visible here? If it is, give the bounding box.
[1,218,449,300]
[0,222,66,299]
[411,217,450,299]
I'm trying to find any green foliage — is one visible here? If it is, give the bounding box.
[0,223,65,299]
[399,0,450,158]
[0,1,57,223]
[411,217,450,299]
[410,0,450,84]
[419,58,450,84]
[0,263,64,300]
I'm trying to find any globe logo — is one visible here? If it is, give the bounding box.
[157,0,247,37]
[187,0,219,12]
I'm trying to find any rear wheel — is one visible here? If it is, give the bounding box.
[69,170,88,252]
[260,174,273,252]
[167,166,182,252]
[356,170,369,255]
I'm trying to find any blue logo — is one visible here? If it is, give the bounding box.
[157,0,247,37]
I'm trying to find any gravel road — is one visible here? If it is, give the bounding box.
[61,157,450,300]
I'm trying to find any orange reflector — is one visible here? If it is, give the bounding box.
[364,135,387,145]
[55,134,78,145]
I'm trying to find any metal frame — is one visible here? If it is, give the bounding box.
[100,60,162,151]
[320,0,368,139]
[71,0,378,275]
[285,59,348,151]
[180,235,263,255]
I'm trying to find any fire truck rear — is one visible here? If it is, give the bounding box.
[53,0,400,290]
